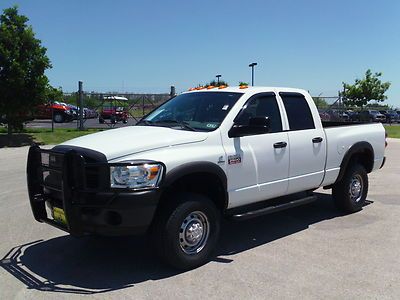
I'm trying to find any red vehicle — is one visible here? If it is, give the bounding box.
[35,101,76,123]
[99,96,129,124]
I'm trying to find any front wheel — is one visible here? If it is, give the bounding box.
[332,164,368,213]
[153,193,220,270]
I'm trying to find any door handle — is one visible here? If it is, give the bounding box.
[273,141,287,148]
[312,137,323,143]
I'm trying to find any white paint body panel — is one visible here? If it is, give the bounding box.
[59,87,386,210]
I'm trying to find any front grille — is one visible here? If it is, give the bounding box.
[38,147,108,204]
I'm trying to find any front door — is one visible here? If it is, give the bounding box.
[221,93,290,208]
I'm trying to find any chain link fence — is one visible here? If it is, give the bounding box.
[67,92,171,128]
[314,96,398,124]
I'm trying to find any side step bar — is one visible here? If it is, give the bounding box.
[230,195,317,221]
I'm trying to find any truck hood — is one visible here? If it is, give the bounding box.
[59,126,208,160]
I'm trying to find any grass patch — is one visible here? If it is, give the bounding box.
[384,125,400,139]
[0,128,104,146]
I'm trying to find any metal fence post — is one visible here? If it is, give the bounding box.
[170,86,176,98]
[51,99,54,132]
[78,81,84,130]
[142,96,145,117]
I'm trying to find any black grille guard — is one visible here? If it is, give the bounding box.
[26,144,164,235]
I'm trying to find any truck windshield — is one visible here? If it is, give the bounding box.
[138,92,243,131]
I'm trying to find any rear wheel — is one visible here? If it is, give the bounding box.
[152,193,220,270]
[332,164,368,213]
[53,113,64,123]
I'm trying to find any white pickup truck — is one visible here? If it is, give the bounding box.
[27,86,386,269]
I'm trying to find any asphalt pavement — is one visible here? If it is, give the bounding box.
[0,139,399,299]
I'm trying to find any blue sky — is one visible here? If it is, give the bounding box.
[1,0,399,106]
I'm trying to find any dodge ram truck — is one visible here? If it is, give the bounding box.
[27,86,386,269]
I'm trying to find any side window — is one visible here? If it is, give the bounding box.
[280,92,315,131]
[235,94,282,133]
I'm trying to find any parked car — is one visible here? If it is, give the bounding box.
[83,107,98,119]
[99,96,129,124]
[379,110,399,123]
[27,87,386,269]
[358,110,386,123]
[324,109,349,122]
[346,110,359,122]
[318,109,331,122]
[35,101,75,123]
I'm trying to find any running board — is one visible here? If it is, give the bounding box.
[230,195,317,221]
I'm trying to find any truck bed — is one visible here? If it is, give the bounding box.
[321,122,385,187]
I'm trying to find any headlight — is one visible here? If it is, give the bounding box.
[110,163,163,189]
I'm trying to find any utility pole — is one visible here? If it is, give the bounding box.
[249,62,257,86]
[216,74,221,86]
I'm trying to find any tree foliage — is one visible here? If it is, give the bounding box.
[44,85,63,102]
[0,6,51,134]
[342,69,390,107]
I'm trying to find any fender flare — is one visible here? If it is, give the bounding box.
[335,141,374,184]
[162,161,228,209]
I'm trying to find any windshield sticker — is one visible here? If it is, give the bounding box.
[228,154,241,165]
[222,104,229,110]
[206,123,217,129]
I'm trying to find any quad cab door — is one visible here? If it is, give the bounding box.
[221,92,290,208]
[278,92,327,193]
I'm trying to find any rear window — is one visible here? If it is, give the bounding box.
[280,92,315,131]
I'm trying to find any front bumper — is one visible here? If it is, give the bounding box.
[26,145,161,236]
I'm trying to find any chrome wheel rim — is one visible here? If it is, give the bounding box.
[349,174,363,202]
[54,114,63,122]
[179,211,210,255]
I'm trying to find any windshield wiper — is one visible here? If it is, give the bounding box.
[153,120,197,131]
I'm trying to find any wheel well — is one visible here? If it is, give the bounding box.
[159,172,227,212]
[334,143,374,185]
[348,149,374,173]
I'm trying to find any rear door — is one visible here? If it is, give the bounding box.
[279,92,326,193]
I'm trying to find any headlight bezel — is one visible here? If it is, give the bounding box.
[109,161,165,191]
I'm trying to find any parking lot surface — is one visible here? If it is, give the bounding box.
[0,139,399,299]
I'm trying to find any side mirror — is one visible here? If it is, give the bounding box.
[228,116,270,138]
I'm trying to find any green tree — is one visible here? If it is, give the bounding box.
[342,69,390,107]
[45,85,63,102]
[0,6,51,137]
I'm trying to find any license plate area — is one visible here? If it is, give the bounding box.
[51,206,67,226]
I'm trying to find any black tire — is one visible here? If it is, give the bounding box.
[53,113,65,123]
[123,119,128,124]
[152,193,220,270]
[332,163,368,213]
[99,117,104,124]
